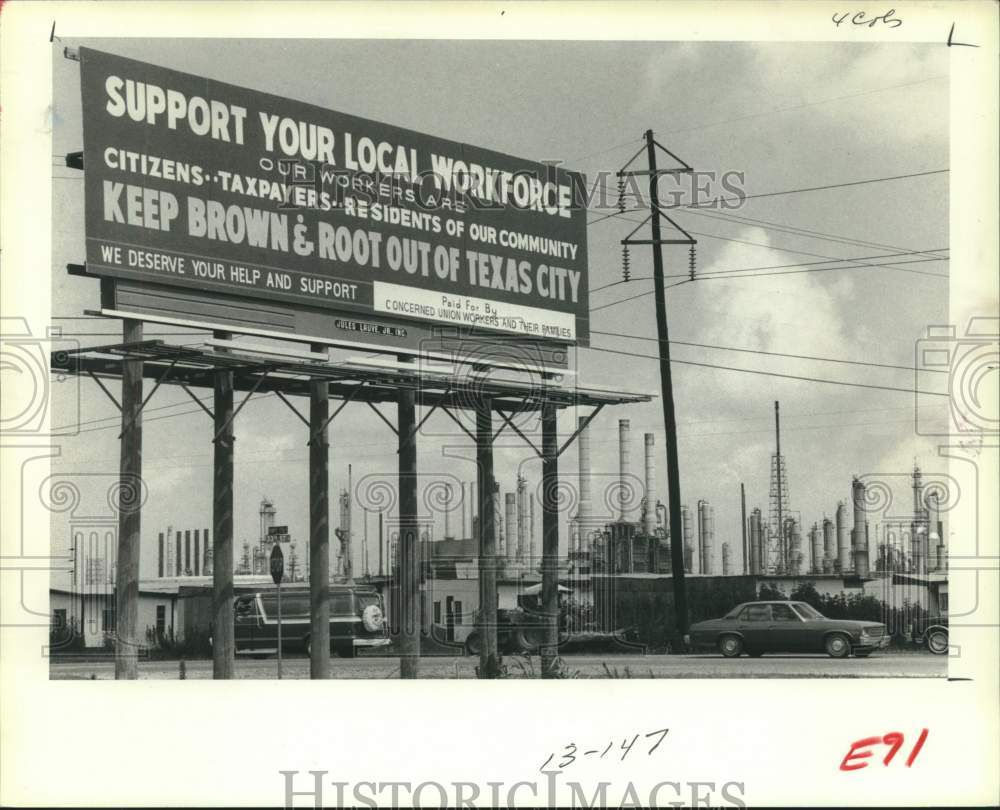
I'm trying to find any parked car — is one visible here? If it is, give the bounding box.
[451,585,573,656]
[689,600,889,658]
[233,585,389,658]
[911,616,949,654]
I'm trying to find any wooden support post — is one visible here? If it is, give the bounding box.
[540,402,560,678]
[476,397,500,678]
[309,364,331,679]
[212,332,235,679]
[398,368,420,678]
[114,319,143,679]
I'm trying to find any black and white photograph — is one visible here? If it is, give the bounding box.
[1,2,997,807]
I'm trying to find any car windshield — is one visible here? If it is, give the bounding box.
[791,602,825,620]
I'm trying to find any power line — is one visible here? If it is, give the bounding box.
[689,169,948,209]
[590,248,949,293]
[589,330,946,374]
[584,343,949,397]
[683,207,949,265]
[589,280,690,313]
[587,168,948,225]
[691,256,948,280]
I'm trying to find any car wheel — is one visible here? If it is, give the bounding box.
[303,636,311,657]
[464,632,482,657]
[927,629,948,655]
[513,628,540,654]
[718,634,743,658]
[825,633,851,658]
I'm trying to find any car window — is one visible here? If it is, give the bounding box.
[791,603,824,620]
[771,604,800,622]
[740,604,771,622]
[330,593,353,615]
[234,597,254,616]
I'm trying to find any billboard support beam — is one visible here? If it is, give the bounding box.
[211,331,236,679]
[114,318,143,680]
[476,396,501,678]
[397,360,420,678]
[309,354,331,679]
[540,402,561,678]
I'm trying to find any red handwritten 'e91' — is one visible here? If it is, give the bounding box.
[840,729,929,771]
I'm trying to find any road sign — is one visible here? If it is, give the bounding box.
[270,543,284,585]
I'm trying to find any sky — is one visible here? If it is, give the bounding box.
[48,38,952,581]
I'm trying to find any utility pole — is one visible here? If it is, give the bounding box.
[620,130,697,643]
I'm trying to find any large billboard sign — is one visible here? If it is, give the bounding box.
[78,48,590,348]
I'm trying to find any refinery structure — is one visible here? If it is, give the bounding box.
[58,397,949,651]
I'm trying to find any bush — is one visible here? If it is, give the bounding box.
[789,582,927,643]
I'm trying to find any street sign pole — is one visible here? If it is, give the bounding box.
[277,579,282,680]
[270,543,285,680]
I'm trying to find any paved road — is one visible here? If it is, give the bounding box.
[50,651,946,680]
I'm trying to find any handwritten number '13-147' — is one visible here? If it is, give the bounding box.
[833,9,902,28]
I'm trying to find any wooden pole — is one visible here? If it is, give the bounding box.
[645,129,690,642]
[211,331,235,679]
[398,364,420,678]
[540,402,560,678]
[309,363,331,679]
[476,397,500,677]
[114,318,143,679]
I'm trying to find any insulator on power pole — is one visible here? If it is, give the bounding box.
[617,177,626,213]
[622,244,631,281]
[688,244,696,280]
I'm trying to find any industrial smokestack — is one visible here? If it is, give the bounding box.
[505,493,517,562]
[618,419,631,521]
[822,518,834,573]
[682,505,695,574]
[836,501,850,573]
[516,476,527,562]
[788,518,802,575]
[697,500,714,575]
[642,433,655,535]
[529,492,536,567]
[721,542,731,576]
[810,523,822,574]
[577,415,593,551]
[461,482,467,539]
[203,528,212,576]
[851,478,869,577]
[912,463,924,518]
[443,483,452,541]
[927,491,942,571]
[749,509,760,574]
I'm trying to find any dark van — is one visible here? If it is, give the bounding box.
[234,585,389,658]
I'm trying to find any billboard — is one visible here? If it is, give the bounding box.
[78,48,590,347]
